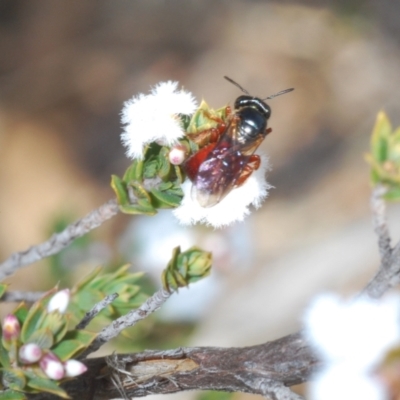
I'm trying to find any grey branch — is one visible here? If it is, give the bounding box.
[371,185,392,264]
[80,289,172,358]
[0,290,44,303]
[30,332,318,400]
[362,186,400,298]
[75,293,119,330]
[0,199,119,281]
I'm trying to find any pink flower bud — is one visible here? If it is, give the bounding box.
[64,359,87,377]
[169,145,187,165]
[19,343,42,364]
[2,314,20,340]
[40,352,64,380]
[47,289,70,314]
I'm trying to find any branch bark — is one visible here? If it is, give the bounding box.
[0,199,119,281]
[31,332,317,400]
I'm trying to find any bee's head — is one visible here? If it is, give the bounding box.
[234,95,271,120]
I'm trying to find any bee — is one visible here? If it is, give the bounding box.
[184,76,294,208]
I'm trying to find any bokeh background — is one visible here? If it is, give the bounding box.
[1,1,400,399]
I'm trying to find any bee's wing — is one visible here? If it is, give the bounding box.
[192,155,231,207]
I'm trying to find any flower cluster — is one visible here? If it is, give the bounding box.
[120,81,272,227]
[1,289,87,384]
[304,293,400,400]
[121,81,197,160]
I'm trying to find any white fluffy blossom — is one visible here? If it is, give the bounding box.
[121,81,197,160]
[173,155,271,228]
[304,293,400,400]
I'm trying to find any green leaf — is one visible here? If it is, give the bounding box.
[28,328,54,350]
[20,302,46,344]
[27,377,69,399]
[371,111,392,162]
[13,303,29,326]
[39,313,68,344]
[150,188,182,208]
[0,283,8,299]
[74,289,103,311]
[384,187,400,201]
[2,368,26,391]
[119,202,157,216]
[51,340,85,362]
[143,159,158,179]
[111,175,129,205]
[0,339,10,367]
[123,159,144,182]
[0,390,27,400]
[162,246,212,292]
[73,266,103,291]
[62,330,97,349]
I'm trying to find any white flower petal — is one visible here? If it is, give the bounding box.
[309,364,386,400]
[304,293,400,368]
[121,81,197,160]
[173,155,271,228]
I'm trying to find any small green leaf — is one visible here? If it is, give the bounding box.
[51,340,84,362]
[20,302,46,344]
[0,283,8,298]
[13,303,29,326]
[371,111,392,162]
[2,368,26,391]
[28,328,54,350]
[0,390,27,400]
[150,188,182,208]
[123,159,144,182]
[62,330,97,349]
[119,202,157,216]
[74,289,103,310]
[73,266,103,291]
[383,187,400,201]
[0,339,10,367]
[27,376,69,399]
[39,313,68,344]
[162,246,212,292]
[143,159,158,179]
[111,175,129,205]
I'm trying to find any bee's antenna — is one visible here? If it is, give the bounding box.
[265,88,294,100]
[224,76,249,95]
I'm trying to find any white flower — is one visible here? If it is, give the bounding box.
[304,293,400,400]
[19,343,42,364]
[173,155,271,228]
[47,289,70,314]
[310,363,387,400]
[40,352,65,380]
[64,359,88,377]
[121,81,197,160]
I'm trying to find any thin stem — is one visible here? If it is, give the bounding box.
[80,289,171,357]
[0,290,44,303]
[75,293,119,330]
[0,199,119,281]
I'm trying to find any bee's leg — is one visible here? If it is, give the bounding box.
[235,155,261,187]
[184,143,217,181]
[186,124,226,147]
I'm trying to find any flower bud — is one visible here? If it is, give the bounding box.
[19,343,42,364]
[169,144,187,165]
[47,289,70,314]
[40,352,64,380]
[64,359,87,377]
[2,314,20,341]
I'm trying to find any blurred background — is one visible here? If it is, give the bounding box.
[1,1,400,398]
